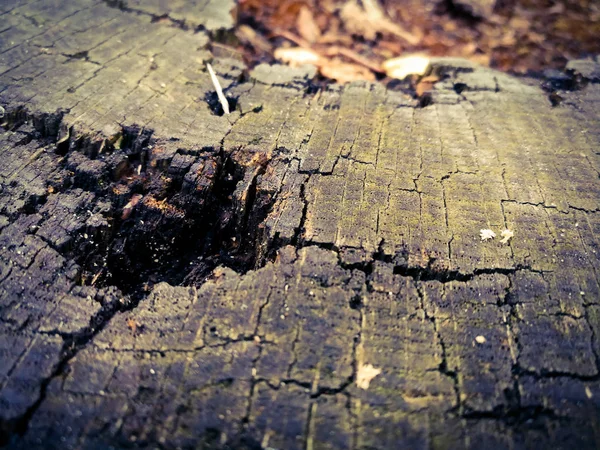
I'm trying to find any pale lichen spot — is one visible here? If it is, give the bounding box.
[500,229,514,244]
[480,229,496,241]
[356,363,382,390]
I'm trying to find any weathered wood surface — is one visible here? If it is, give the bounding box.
[1,1,600,449]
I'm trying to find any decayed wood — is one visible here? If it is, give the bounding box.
[1,0,600,449]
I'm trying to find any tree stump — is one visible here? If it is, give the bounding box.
[1,1,600,449]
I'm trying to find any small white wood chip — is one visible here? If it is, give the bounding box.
[356,363,381,390]
[480,229,496,241]
[585,386,593,399]
[206,62,230,115]
[500,229,514,244]
[475,335,486,344]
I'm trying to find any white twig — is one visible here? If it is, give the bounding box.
[206,63,230,115]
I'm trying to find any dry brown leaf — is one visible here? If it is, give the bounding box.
[509,16,531,31]
[362,0,420,43]
[377,40,404,55]
[316,16,351,45]
[340,1,375,39]
[421,75,439,83]
[498,31,517,47]
[547,3,565,15]
[528,32,546,44]
[296,6,321,44]
[318,32,353,46]
[340,0,420,45]
[462,42,478,56]
[470,53,491,67]
[275,29,312,48]
[443,21,458,32]
[274,47,322,67]
[416,82,431,97]
[383,54,430,80]
[324,46,383,73]
[319,59,376,84]
[272,0,305,26]
[235,24,273,53]
[416,74,440,96]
